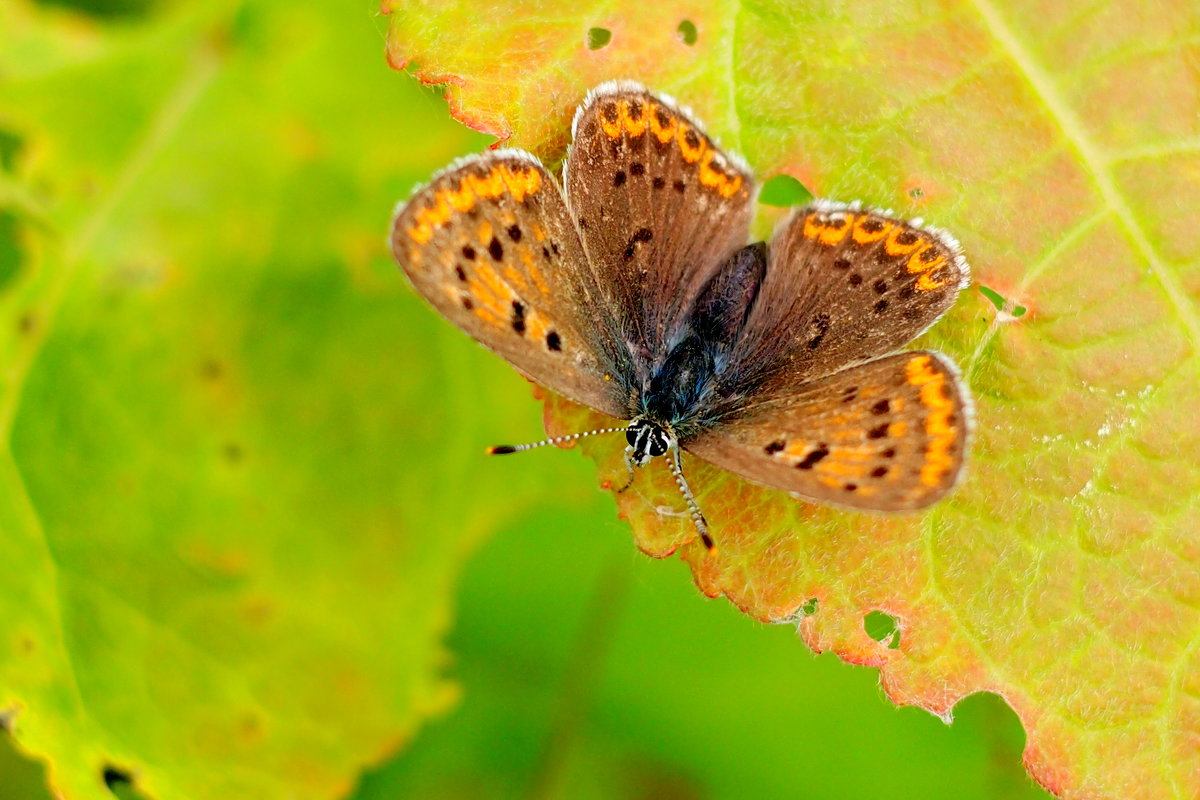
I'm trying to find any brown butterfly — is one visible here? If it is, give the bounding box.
[391,80,972,550]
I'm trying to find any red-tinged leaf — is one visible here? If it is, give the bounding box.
[389,2,1200,798]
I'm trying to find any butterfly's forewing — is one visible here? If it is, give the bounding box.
[684,351,971,510]
[392,150,631,418]
[565,81,755,367]
[720,201,970,397]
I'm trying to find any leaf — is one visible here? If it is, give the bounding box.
[0,1,556,798]
[387,2,1200,798]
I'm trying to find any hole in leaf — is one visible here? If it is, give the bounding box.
[979,285,1027,319]
[102,764,152,800]
[676,19,698,45]
[863,610,901,649]
[102,766,132,790]
[758,174,814,207]
[586,27,612,50]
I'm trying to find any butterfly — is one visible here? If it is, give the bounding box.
[390,80,972,551]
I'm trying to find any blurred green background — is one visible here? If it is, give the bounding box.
[0,0,1052,797]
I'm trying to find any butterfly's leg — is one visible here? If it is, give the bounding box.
[667,444,715,551]
[614,445,637,493]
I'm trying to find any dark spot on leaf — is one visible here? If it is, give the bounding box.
[488,236,503,261]
[224,443,244,463]
[764,439,785,455]
[199,358,222,381]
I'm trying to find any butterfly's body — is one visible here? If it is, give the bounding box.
[392,81,972,549]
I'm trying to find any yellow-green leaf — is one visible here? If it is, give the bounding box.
[388,2,1200,798]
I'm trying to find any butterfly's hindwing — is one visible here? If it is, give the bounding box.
[684,351,971,510]
[391,150,631,418]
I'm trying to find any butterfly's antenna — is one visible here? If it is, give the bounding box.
[667,445,715,553]
[486,427,627,455]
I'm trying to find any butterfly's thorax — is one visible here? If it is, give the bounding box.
[635,241,768,438]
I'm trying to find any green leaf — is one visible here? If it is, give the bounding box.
[387,2,1200,798]
[0,1,552,798]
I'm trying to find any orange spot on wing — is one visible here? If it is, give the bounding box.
[697,151,744,198]
[678,123,707,163]
[885,227,925,256]
[623,100,647,137]
[600,102,625,139]
[852,217,893,244]
[818,459,866,478]
[819,214,854,246]
[916,272,952,291]
[647,102,676,143]
[803,213,824,240]
[905,355,959,488]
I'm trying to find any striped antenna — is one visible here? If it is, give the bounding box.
[486,427,628,455]
[666,445,715,552]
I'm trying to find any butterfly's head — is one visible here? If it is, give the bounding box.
[626,417,674,467]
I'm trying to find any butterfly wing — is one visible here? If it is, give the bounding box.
[717,201,970,400]
[391,149,632,418]
[684,351,971,509]
[565,81,755,371]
